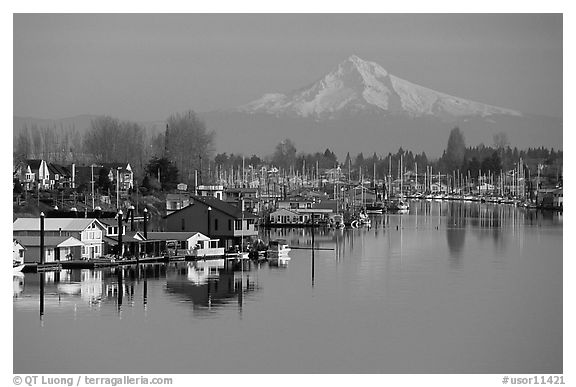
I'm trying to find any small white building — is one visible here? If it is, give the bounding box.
[13,239,26,265]
[146,231,224,257]
[269,208,310,225]
[197,185,224,200]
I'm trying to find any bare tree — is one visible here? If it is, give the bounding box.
[165,110,215,184]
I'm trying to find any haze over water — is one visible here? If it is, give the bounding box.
[13,201,562,374]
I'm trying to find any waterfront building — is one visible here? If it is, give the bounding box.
[13,235,84,262]
[165,196,257,250]
[13,239,26,264]
[269,208,306,225]
[196,184,224,199]
[13,218,106,259]
[146,231,223,257]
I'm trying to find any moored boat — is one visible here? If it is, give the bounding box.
[267,239,291,257]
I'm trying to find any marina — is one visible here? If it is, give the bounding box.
[13,201,562,374]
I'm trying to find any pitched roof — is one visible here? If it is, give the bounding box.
[146,231,203,241]
[101,163,131,172]
[13,218,105,232]
[14,235,84,248]
[26,159,43,170]
[168,196,257,219]
[48,163,71,176]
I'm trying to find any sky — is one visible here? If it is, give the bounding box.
[13,13,562,121]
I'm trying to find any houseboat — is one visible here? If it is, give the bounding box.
[267,239,291,258]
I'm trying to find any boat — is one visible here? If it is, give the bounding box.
[388,198,410,211]
[267,239,291,258]
[365,202,385,214]
[329,214,345,229]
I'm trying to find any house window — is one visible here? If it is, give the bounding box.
[307,203,312,209]
[214,219,218,231]
[181,218,185,231]
[234,220,242,230]
[228,220,232,231]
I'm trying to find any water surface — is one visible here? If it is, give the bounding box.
[13,201,563,373]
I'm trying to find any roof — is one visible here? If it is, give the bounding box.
[104,232,145,244]
[146,231,203,241]
[13,218,106,232]
[26,159,43,170]
[166,193,191,200]
[14,235,84,248]
[48,163,71,176]
[101,163,131,172]
[270,208,300,215]
[166,196,257,219]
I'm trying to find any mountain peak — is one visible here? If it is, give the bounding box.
[236,56,521,119]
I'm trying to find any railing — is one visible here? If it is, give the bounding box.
[188,247,225,257]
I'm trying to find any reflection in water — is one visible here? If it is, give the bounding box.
[446,202,467,268]
[13,201,563,374]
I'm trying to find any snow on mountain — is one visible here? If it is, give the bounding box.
[236,55,522,119]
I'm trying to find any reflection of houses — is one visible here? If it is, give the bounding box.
[166,270,255,310]
[13,235,84,263]
[186,260,224,284]
[165,196,257,249]
[13,218,106,259]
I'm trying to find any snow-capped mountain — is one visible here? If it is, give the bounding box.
[236,55,521,120]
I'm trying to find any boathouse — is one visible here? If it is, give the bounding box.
[14,235,84,263]
[13,218,106,259]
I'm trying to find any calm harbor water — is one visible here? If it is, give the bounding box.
[13,201,563,374]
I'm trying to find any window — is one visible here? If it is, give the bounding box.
[228,220,232,231]
[290,203,298,209]
[214,218,218,231]
[234,220,242,230]
[181,218,185,231]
